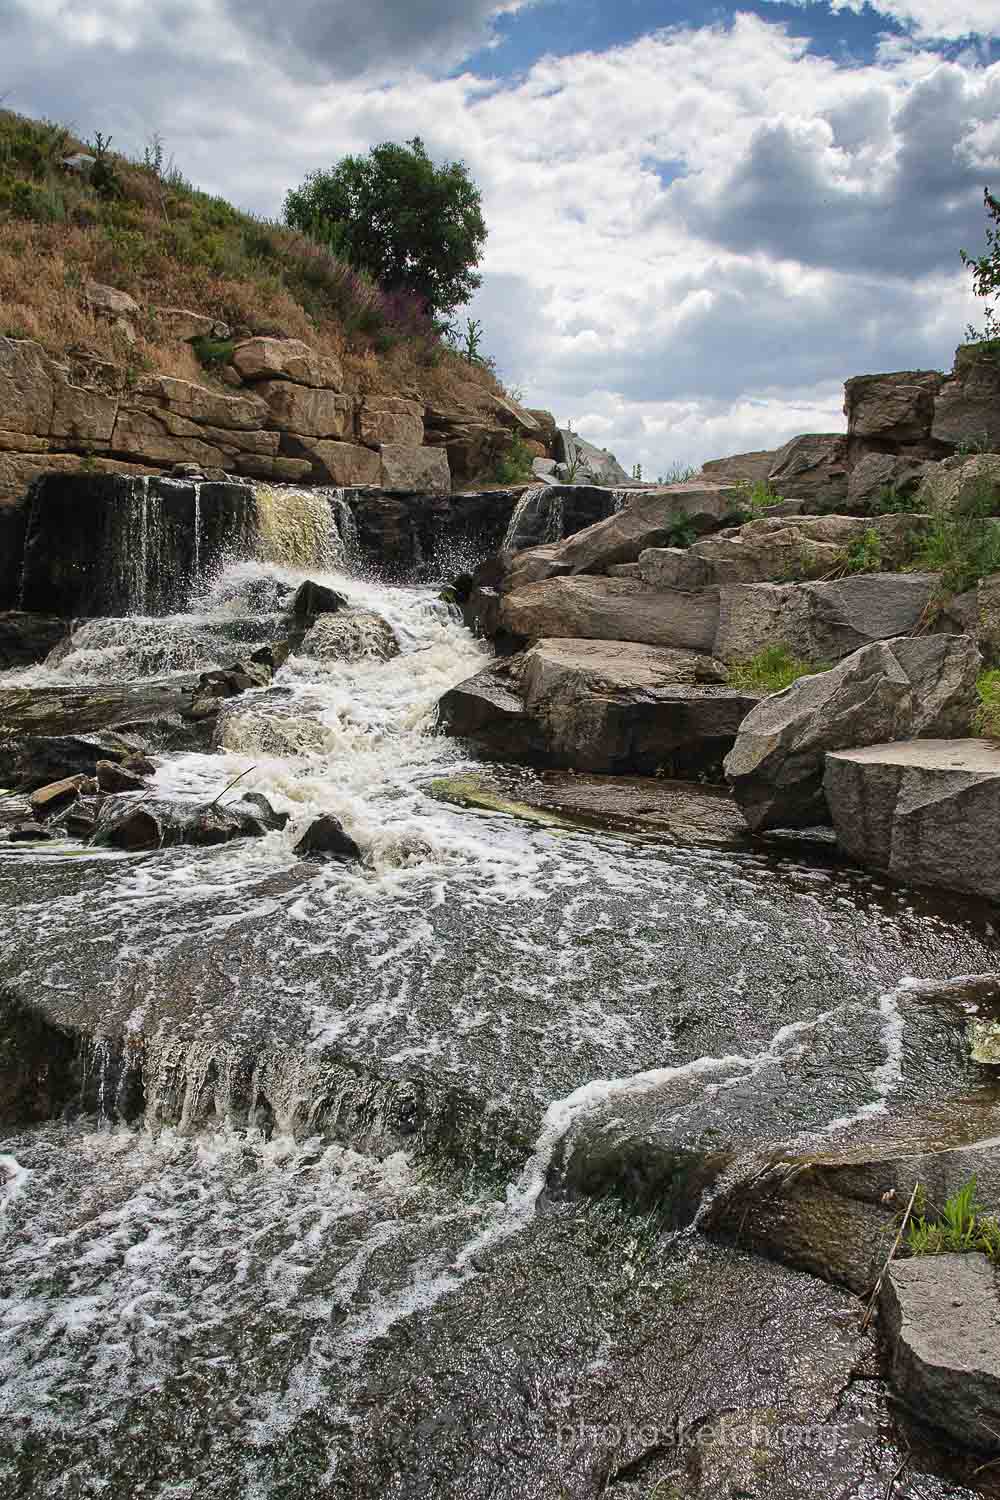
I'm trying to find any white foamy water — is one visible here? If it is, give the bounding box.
[2,543,998,1496]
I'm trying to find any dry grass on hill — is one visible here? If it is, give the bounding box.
[0,108,504,412]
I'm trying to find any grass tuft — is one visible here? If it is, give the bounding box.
[975,670,1000,739]
[905,1177,1000,1262]
[727,645,827,695]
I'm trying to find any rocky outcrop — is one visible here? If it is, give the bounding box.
[918,453,1000,514]
[844,369,946,460]
[0,647,286,788]
[0,332,453,501]
[767,433,850,508]
[845,452,933,511]
[504,484,744,588]
[501,576,721,652]
[713,572,939,665]
[932,344,1000,452]
[724,634,980,831]
[439,638,758,776]
[552,429,634,487]
[638,512,928,590]
[882,1254,1000,1455]
[824,737,1000,900]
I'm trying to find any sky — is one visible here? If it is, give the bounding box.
[3,0,1000,474]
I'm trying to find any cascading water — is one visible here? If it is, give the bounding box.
[1,525,999,1496]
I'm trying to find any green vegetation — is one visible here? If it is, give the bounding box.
[736,478,785,517]
[905,1177,1000,1262]
[284,136,487,318]
[0,105,510,403]
[662,511,697,548]
[974,669,1000,739]
[840,527,883,574]
[492,431,535,485]
[870,483,925,516]
[910,503,1000,597]
[961,186,1000,345]
[189,334,236,369]
[727,645,827,695]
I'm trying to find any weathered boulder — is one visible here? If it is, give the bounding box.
[300,609,399,662]
[256,382,355,439]
[882,1254,1000,1456]
[846,452,933,511]
[0,612,67,671]
[713,573,939,666]
[230,337,344,391]
[439,638,757,776]
[844,370,944,448]
[932,344,1000,452]
[724,634,980,831]
[305,440,380,487]
[83,281,140,321]
[505,484,743,583]
[919,453,1000,514]
[379,444,450,494]
[640,513,928,591]
[699,449,777,488]
[93,791,287,850]
[358,397,424,449]
[129,374,268,431]
[294,814,361,861]
[287,580,347,621]
[825,737,1000,900]
[94,758,147,793]
[500,576,720,652]
[29,774,90,818]
[767,433,849,508]
[554,428,633,486]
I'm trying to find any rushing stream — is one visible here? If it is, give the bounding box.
[2,546,999,1498]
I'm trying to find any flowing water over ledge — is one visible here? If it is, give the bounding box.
[2,552,999,1498]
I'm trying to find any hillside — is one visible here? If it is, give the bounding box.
[0,108,543,498]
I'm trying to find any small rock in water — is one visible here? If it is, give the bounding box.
[49,796,102,840]
[28,775,87,818]
[294,814,361,862]
[95,759,147,794]
[301,610,399,663]
[93,792,288,851]
[288,580,348,621]
[969,1019,1000,1065]
[9,820,51,842]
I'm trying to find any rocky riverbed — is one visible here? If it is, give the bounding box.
[2,489,1000,1497]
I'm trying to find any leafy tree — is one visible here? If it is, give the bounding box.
[284,136,486,318]
[961,186,1000,342]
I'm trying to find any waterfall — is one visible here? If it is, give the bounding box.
[328,488,359,566]
[502,485,556,551]
[252,484,344,570]
[192,482,202,581]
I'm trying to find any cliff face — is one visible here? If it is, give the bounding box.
[0,329,555,508]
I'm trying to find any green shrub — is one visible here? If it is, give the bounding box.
[190,335,236,370]
[905,1177,1000,1262]
[493,431,534,485]
[841,527,882,574]
[974,670,1000,738]
[736,479,784,517]
[911,511,1000,596]
[662,511,697,548]
[870,483,925,516]
[727,646,827,694]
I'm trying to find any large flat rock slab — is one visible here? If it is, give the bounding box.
[439,637,758,775]
[883,1253,1000,1454]
[500,576,720,650]
[825,737,1000,901]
